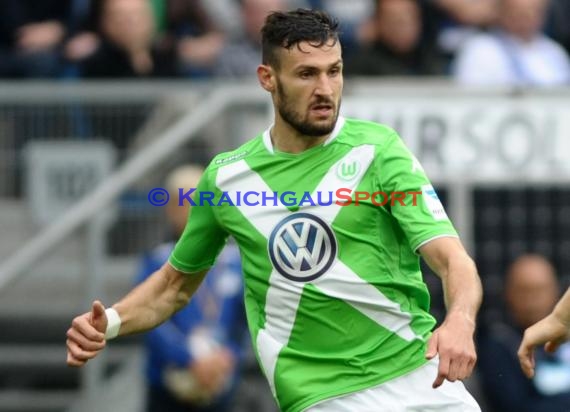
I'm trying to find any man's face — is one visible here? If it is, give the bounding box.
[506,259,559,329]
[272,40,343,138]
[375,0,421,54]
[500,0,548,42]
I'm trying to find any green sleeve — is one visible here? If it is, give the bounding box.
[168,166,229,273]
[376,132,458,253]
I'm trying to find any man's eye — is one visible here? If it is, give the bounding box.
[300,71,312,79]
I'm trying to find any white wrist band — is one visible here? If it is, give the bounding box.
[104,308,121,340]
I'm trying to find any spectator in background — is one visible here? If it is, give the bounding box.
[171,0,225,78]
[452,0,570,86]
[63,0,100,74]
[214,0,286,78]
[67,0,177,78]
[200,0,307,39]
[546,0,570,55]
[424,0,498,62]
[198,0,243,39]
[345,0,447,76]
[477,254,570,412]
[137,165,247,412]
[432,0,498,26]
[305,0,376,50]
[64,0,170,68]
[0,0,72,78]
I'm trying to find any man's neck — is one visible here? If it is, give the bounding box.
[270,121,330,154]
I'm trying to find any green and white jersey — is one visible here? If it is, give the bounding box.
[169,117,458,412]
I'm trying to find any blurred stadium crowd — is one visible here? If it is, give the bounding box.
[0,0,569,84]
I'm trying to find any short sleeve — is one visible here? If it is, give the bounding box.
[168,166,229,273]
[377,132,458,253]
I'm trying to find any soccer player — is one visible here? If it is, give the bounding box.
[518,287,570,379]
[66,9,483,411]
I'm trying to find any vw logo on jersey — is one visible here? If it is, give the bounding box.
[268,213,337,282]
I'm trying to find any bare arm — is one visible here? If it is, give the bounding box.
[113,262,206,336]
[66,262,207,366]
[421,237,482,324]
[518,288,570,378]
[419,236,483,388]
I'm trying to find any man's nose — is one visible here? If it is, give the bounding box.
[315,73,333,97]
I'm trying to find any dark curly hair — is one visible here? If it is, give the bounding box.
[261,9,340,69]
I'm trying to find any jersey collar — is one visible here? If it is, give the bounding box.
[263,116,346,154]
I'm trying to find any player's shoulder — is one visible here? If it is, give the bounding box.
[337,117,399,147]
[207,134,265,172]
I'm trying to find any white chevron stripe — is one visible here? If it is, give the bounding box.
[215,144,419,394]
[312,260,418,341]
[256,269,304,395]
[217,160,304,394]
[217,160,289,239]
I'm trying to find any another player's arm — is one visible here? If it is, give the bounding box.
[518,287,570,378]
[419,236,483,388]
[66,263,207,367]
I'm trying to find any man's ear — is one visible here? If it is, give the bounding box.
[257,64,276,92]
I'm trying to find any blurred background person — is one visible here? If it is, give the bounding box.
[546,0,570,55]
[0,0,72,78]
[431,0,498,26]
[63,0,101,76]
[214,0,286,78]
[345,0,447,76]
[423,0,499,63]
[67,0,177,78]
[201,0,307,39]
[452,0,570,86]
[477,254,570,412]
[136,165,247,412]
[169,0,226,78]
[305,0,375,50]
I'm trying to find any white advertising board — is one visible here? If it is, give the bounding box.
[342,95,570,181]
